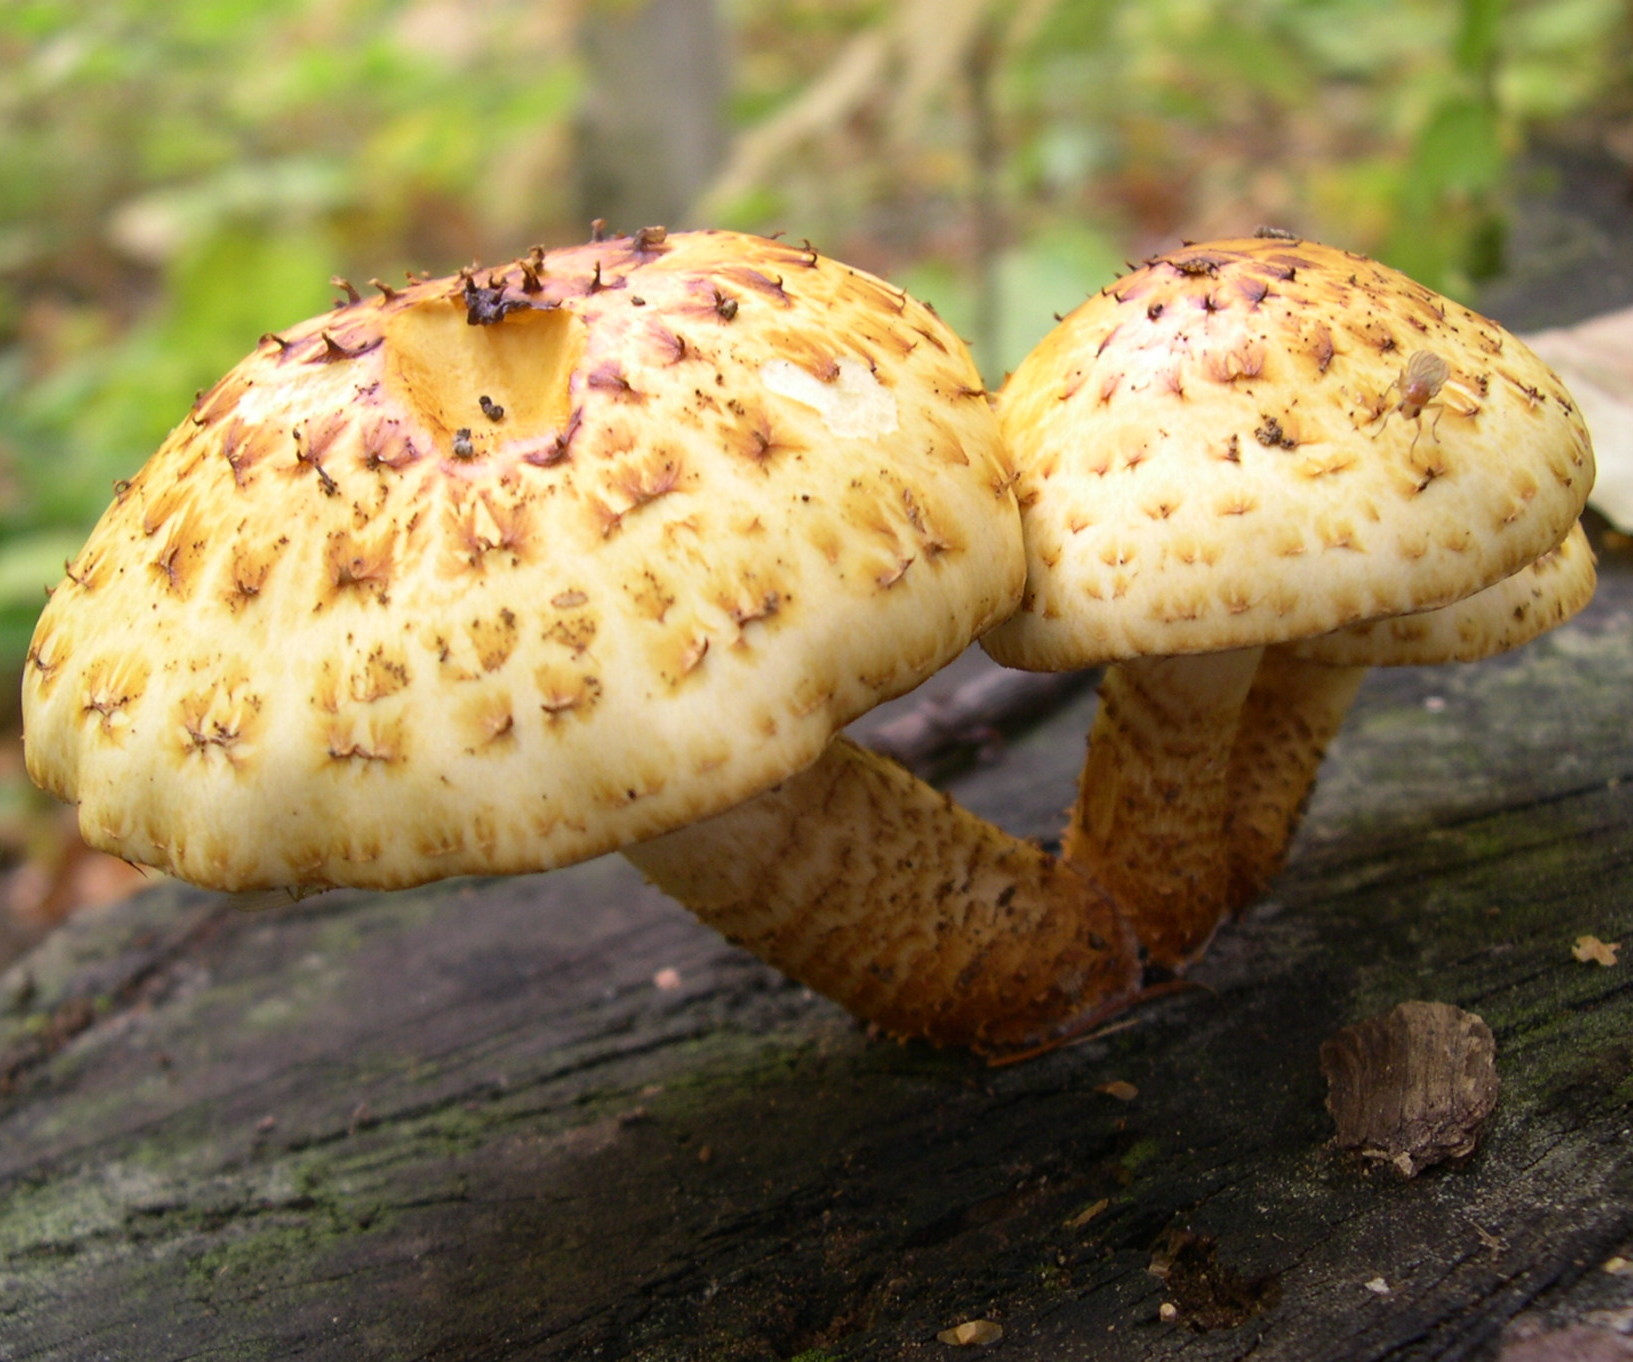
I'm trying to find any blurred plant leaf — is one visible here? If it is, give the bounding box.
[992,224,1122,380]
[901,221,1122,384]
[0,531,82,609]
[0,528,83,679]
[1455,0,1503,74]
[1407,97,1505,200]
[13,226,336,531]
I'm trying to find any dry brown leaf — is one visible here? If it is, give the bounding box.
[1096,1079,1138,1102]
[1572,935,1621,967]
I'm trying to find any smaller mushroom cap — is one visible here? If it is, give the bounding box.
[1291,520,1595,667]
[984,237,1596,671]
[23,230,1021,891]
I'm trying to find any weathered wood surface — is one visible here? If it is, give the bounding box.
[1,549,1630,1362]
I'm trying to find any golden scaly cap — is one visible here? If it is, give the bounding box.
[986,236,1595,670]
[24,229,1021,890]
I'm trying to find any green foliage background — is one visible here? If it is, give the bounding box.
[0,0,1628,695]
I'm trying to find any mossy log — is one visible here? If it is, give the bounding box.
[1,552,1629,1362]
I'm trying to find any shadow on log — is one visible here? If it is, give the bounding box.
[1,548,1630,1362]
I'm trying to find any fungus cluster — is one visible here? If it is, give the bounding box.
[21,229,1597,1057]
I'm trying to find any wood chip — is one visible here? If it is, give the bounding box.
[1065,1197,1109,1229]
[936,1319,1003,1346]
[1320,1001,1498,1177]
[1573,935,1621,967]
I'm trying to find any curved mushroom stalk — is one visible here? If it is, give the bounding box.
[1221,522,1598,913]
[624,736,1141,1056]
[1059,646,1262,971]
[1222,649,1366,912]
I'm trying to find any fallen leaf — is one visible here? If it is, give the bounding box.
[936,1319,1003,1346]
[1572,935,1621,967]
[1525,307,1633,533]
[1096,1080,1138,1102]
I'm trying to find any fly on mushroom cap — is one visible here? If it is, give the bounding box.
[984,236,1595,969]
[23,229,1024,892]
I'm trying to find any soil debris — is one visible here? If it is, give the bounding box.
[1146,1228,1282,1330]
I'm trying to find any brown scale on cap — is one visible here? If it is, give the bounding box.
[150,518,208,599]
[446,492,534,570]
[193,372,255,428]
[178,673,260,769]
[989,235,1595,970]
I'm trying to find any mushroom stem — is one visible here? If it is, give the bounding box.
[1061,647,1263,970]
[1223,648,1366,912]
[622,736,1140,1055]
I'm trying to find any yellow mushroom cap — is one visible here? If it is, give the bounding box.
[1291,519,1596,667]
[23,229,1022,891]
[984,237,1596,671]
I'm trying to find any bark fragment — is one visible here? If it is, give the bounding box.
[1321,1000,1499,1177]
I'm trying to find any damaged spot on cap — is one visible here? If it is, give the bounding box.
[760,357,899,439]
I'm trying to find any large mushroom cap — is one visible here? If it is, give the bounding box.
[24,229,1021,891]
[984,236,1595,671]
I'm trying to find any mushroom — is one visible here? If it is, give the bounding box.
[22,228,1138,1055]
[984,236,1595,970]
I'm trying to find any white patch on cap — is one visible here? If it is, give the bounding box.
[761,357,899,438]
